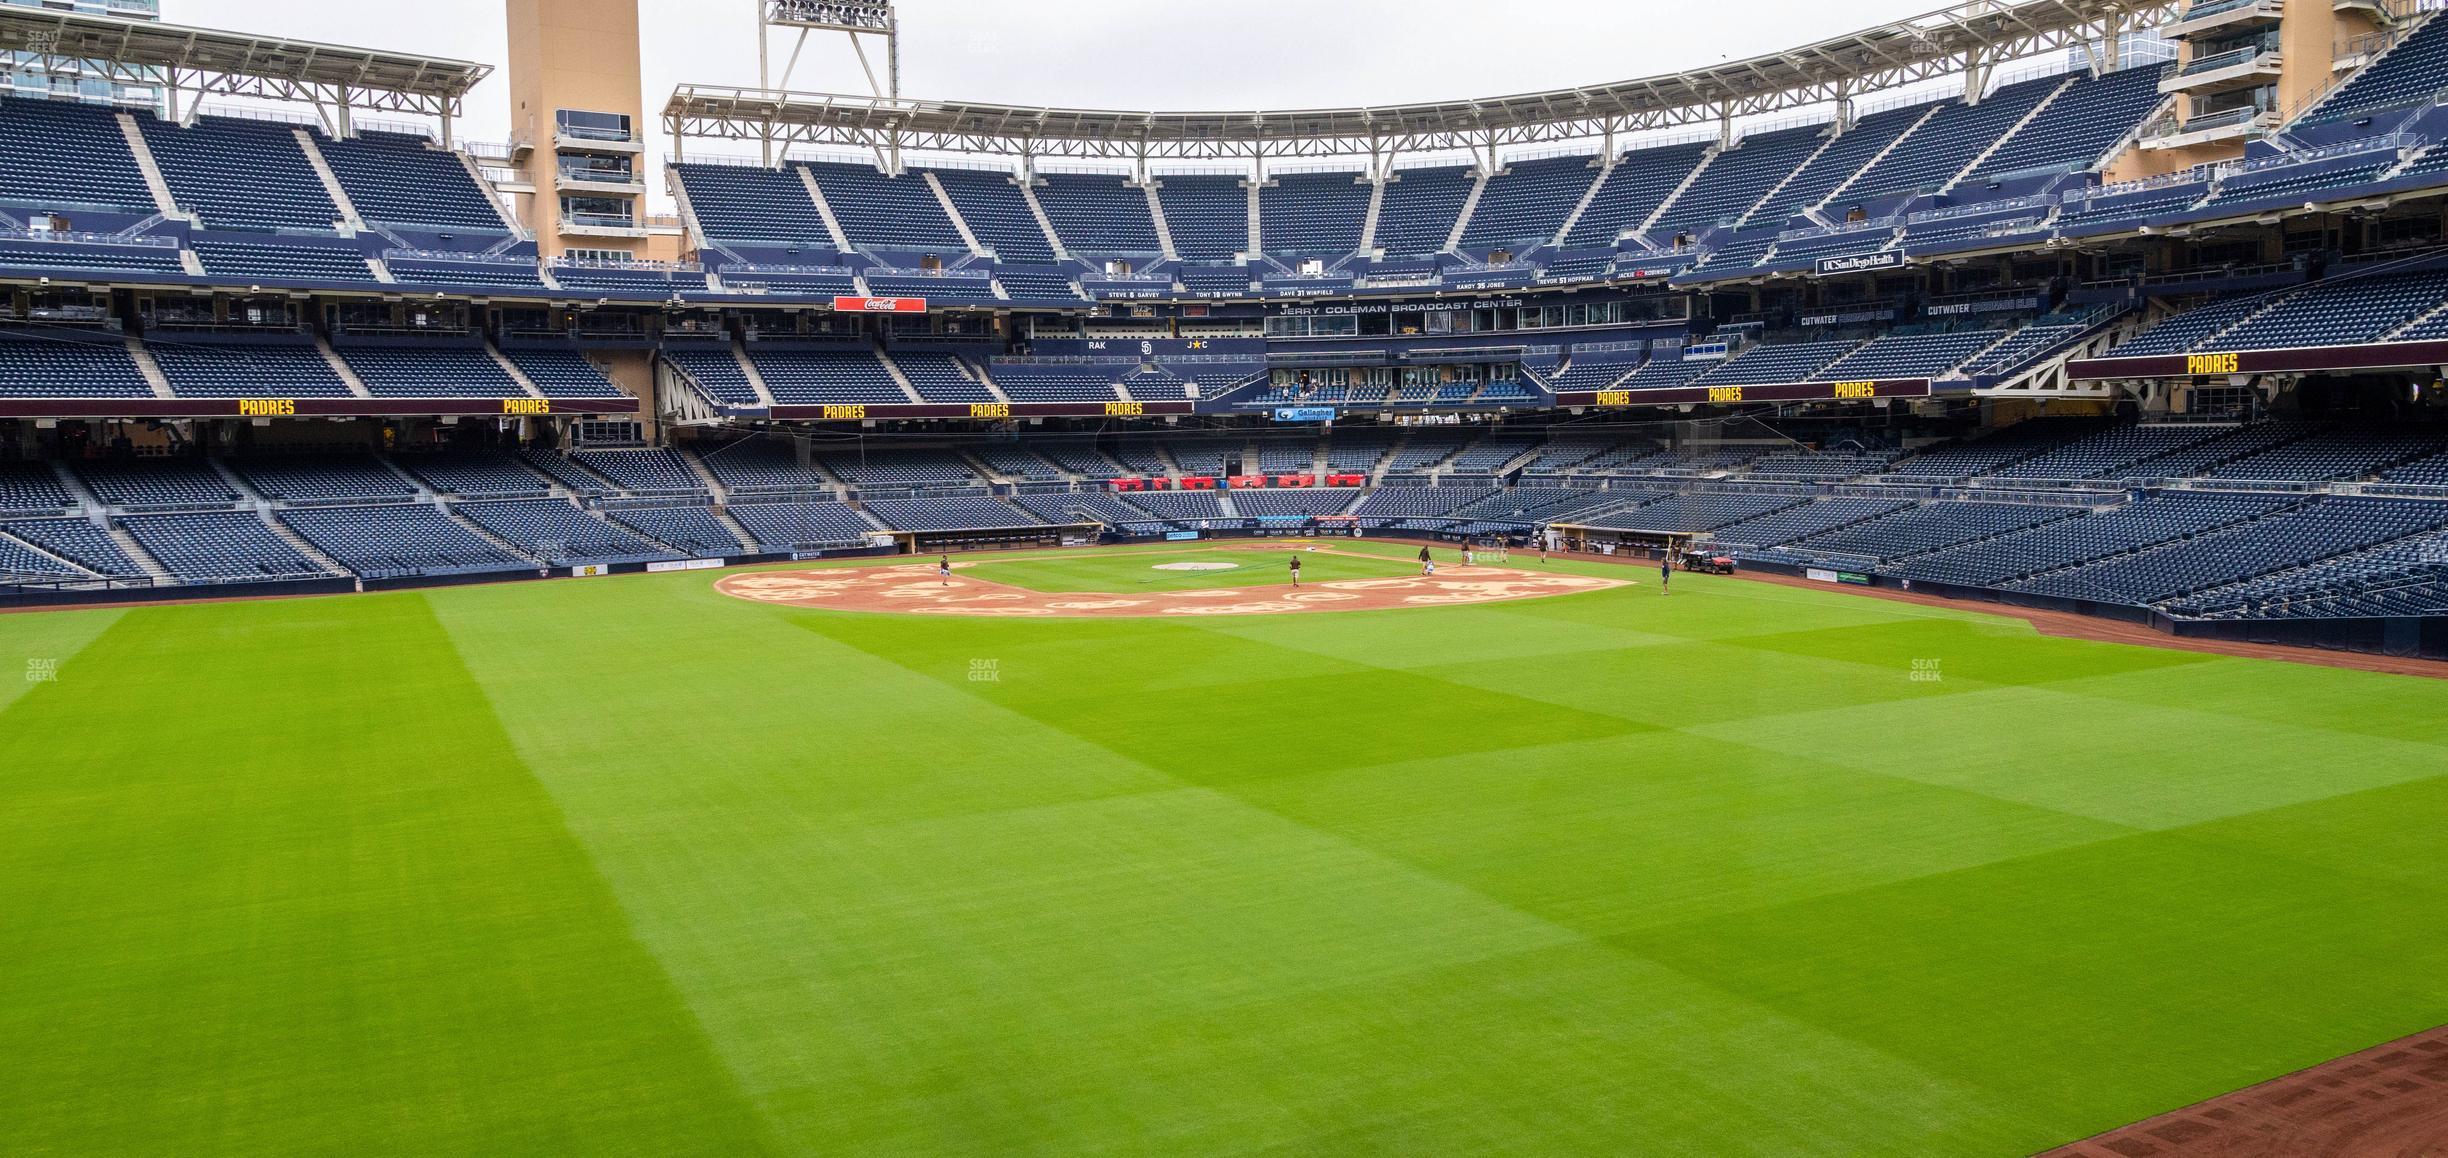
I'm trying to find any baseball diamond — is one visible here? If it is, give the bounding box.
[4,0,2448,1153]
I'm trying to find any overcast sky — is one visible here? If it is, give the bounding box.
[162,0,1955,202]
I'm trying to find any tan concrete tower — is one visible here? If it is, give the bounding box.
[504,0,671,261]
[2108,0,2426,181]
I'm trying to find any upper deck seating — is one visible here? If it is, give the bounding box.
[1374,166,1475,255]
[1035,172,1162,254]
[0,95,157,214]
[1155,174,1251,262]
[1461,155,1600,251]
[929,168,1058,263]
[317,130,507,232]
[139,115,341,233]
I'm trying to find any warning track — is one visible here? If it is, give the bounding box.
[2043,1023,2448,1157]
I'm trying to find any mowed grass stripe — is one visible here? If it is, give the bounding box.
[433,576,2054,1153]
[0,594,771,1156]
[0,605,121,714]
[862,590,2144,930]
[1688,681,2448,830]
[779,605,2058,1153]
[2032,655,2448,747]
[837,570,2448,1152]
[1611,824,2448,1150]
[5,557,2445,1156]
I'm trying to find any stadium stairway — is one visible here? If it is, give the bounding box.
[1820,105,1944,207]
[1356,176,1387,252]
[114,112,184,220]
[1943,75,2076,193]
[440,503,544,566]
[1444,169,1490,253]
[1735,126,1843,229]
[964,358,1013,405]
[1639,147,1720,235]
[1143,180,1183,262]
[1017,179,1073,261]
[921,172,991,257]
[483,345,552,400]
[0,529,99,580]
[733,345,781,408]
[315,337,377,398]
[1245,179,1264,257]
[1549,154,1618,245]
[703,503,762,552]
[122,338,176,400]
[103,516,174,582]
[872,346,926,403]
[674,447,735,503]
[792,166,858,253]
[373,454,443,496]
[202,456,261,503]
[605,507,746,557]
[292,129,369,234]
[258,509,350,575]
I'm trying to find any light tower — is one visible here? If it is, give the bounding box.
[754,1,900,166]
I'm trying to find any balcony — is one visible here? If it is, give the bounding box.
[465,137,533,162]
[2142,105,2281,149]
[553,128,642,155]
[2161,46,2285,95]
[2166,0,2283,37]
[2335,0,2433,21]
[553,166,646,195]
[560,211,648,239]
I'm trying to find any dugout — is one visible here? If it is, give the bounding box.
[895,522,1100,554]
[1549,523,1704,560]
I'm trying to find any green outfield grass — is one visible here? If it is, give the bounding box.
[959,544,1425,592]
[3,548,2445,1155]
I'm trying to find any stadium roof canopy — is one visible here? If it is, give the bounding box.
[667,0,2176,164]
[0,6,490,121]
